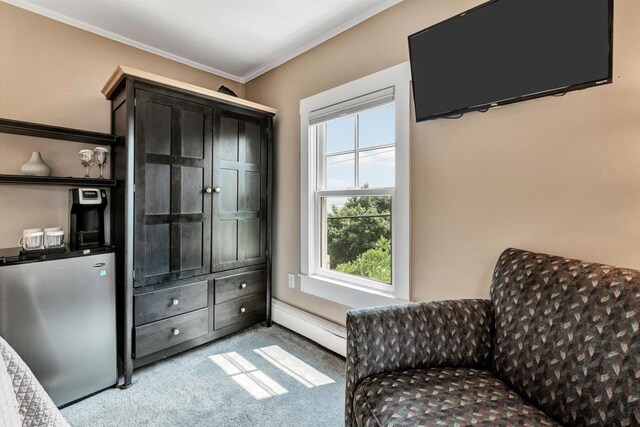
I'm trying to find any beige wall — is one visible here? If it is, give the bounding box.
[246,0,640,325]
[0,2,244,247]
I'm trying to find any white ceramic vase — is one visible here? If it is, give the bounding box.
[20,151,52,177]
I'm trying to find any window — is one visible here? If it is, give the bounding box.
[299,62,410,308]
[316,100,395,288]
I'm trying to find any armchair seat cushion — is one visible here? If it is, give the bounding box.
[353,367,560,427]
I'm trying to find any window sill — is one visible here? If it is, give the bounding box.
[299,274,408,309]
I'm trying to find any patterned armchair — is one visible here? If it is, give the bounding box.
[345,248,640,426]
[0,336,68,427]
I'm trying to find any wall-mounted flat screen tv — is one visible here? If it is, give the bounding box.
[408,0,613,122]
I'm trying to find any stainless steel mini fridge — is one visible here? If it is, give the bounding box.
[0,252,117,406]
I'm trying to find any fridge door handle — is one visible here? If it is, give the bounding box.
[93,263,106,267]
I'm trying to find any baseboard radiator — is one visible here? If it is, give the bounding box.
[271,299,346,357]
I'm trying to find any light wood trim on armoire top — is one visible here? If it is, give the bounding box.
[101,65,278,115]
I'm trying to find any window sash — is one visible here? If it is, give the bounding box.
[315,106,396,192]
[314,187,395,292]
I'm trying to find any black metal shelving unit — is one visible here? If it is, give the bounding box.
[0,174,116,187]
[0,117,117,187]
[0,118,116,145]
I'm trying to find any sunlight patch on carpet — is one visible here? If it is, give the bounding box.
[209,352,288,400]
[254,345,335,388]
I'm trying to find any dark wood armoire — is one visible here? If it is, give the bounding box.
[102,66,276,386]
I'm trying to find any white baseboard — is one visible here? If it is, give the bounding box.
[271,299,346,357]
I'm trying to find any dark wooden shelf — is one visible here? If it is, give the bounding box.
[0,174,116,187]
[0,118,116,145]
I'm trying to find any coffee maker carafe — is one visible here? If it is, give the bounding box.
[69,188,107,248]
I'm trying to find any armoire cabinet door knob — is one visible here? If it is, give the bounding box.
[214,187,221,193]
[205,187,213,194]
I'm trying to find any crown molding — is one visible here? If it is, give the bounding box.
[2,0,405,84]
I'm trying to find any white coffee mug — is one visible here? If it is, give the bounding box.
[44,227,63,248]
[19,231,44,250]
[45,230,65,248]
[18,228,43,246]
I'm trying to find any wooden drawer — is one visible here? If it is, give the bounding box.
[134,308,208,359]
[215,270,266,304]
[134,280,208,326]
[215,293,266,330]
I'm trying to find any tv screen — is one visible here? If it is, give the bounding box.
[408,0,613,121]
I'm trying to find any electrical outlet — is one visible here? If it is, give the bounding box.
[288,273,295,289]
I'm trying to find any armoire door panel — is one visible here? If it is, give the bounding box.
[178,166,205,214]
[145,224,170,276]
[134,89,212,286]
[244,171,261,212]
[145,164,171,215]
[244,122,262,165]
[219,116,239,162]
[242,219,261,260]
[145,102,172,155]
[219,220,238,263]
[181,109,205,159]
[220,169,239,213]
[168,220,207,274]
[180,222,204,271]
[213,112,267,271]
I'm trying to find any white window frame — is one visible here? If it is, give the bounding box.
[299,62,411,308]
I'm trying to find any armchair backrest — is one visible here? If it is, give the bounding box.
[490,248,639,426]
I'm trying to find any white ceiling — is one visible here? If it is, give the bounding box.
[4,0,403,83]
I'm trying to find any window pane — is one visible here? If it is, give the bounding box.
[358,104,395,149]
[325,153,355,190]
[358,147,395,189]
[322,195,391,284]
[326,116,355,154]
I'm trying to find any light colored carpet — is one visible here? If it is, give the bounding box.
[62,324,345,427]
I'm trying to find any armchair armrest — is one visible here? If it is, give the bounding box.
[345,299,493,426]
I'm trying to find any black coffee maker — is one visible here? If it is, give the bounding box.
[69,188,107,248]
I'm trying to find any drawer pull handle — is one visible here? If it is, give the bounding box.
[172,299,179,306]
[241,283,247,289]
[240,307,246,314]
[173,328,180,336]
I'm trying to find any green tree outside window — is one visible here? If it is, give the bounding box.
[326,192,391,284]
